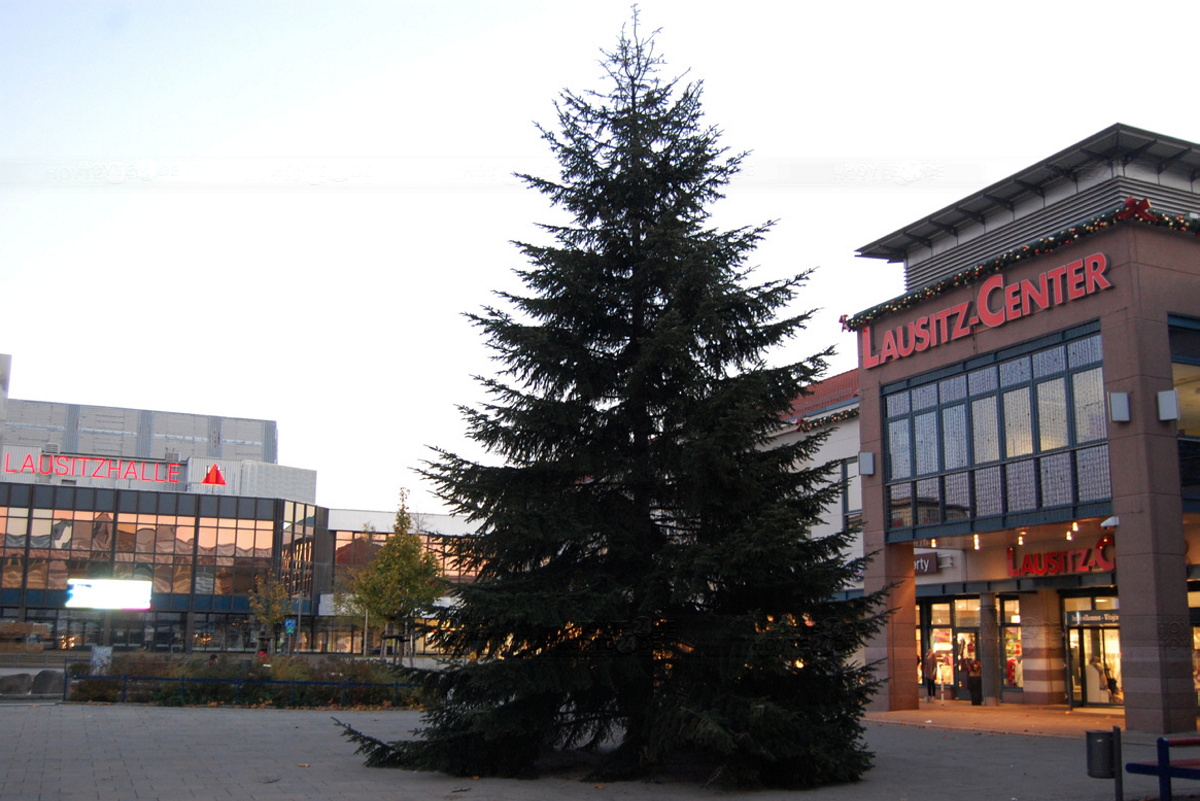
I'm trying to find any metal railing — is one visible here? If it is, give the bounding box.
[63,673,416,708]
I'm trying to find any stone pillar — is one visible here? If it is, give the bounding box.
[1019,590,1067,705]
[863,537,918,711]
[980,593,1001,705]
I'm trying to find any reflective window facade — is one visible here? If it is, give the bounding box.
[0,482,325,652]
[884,325,1109,537]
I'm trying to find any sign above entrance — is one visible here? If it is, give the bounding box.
[862,252,1112,369]
[1067,610,1119,626]
[1006,535,1115,578]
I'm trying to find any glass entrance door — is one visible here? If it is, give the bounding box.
[1069,626,1122,705]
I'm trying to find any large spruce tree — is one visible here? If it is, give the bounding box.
[391,21,882,789]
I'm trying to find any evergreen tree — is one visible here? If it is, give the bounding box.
[395,19,883,788]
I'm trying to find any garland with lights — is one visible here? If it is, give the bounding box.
[795,406,860,433]
[841,197,1200,332]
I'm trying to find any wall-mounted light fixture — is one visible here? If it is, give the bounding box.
[1159,390,1180,421]
[858,452,875,476]
[1109,392,1131,422]
[973,534,980,550]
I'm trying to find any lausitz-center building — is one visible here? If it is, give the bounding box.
[850,124,1200,733]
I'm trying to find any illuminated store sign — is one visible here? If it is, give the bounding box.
[3,454,182,484]
[1006,535,1115,577]
[862,252,1112,369]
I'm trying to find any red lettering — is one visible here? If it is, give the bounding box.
[108,459,121,479]
[168,463,181,484]
[1095,534,1116,571]
[3,453,14,474]
[55,455,70,476]
[122,461,138,480]
[1004,282,1022,321]
[1045,551,1061,575]
[879,328,899,363]
[21,455,36,474]
[862,326,880,369]
[1007,547,1020,577]
[92,459,107,479]
[1066,259,1086,299]
[1046,266,1068,304]
[138,462,149,481]
[977,274,1006,327]
[1085,253,1112,293]
[950,303,972,339]
[1032,554,1047,576]
[1021,274,1050,315]
[897,322,916,357]
[933,308,954,343]
[38,455,53,476]
[1021,555,1035,575]
[914,316,931,352]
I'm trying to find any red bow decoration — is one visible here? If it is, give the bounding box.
[839,314,851,331]
[1116,196,1154,222]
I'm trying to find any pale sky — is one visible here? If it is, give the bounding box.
[4,1,1200,514]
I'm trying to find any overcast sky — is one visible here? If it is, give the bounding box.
[3,1,1199,514]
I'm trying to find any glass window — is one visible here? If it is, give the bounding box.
[930,603,951,626]
[1033,346,1066,378]
[972,396,1000,463]
[889,420,912,479]
[914,412,939,475]
[915,479,940,525]
[942,405,969,470]
[1000,356,1032,387]
[969,366,998,395]
[955,598,981,627]
[1077,446,1112,502]
[940,375,967,403]
[944,473,970,520]
[912,384,938,410]
[1037,378,1069,451]
[1068,334,1103,367]
[1005,460,1037,512]
[975,467,1002,516]
[1004,389,1034,458]
[1040,453,1074,507]
[1073,368,1107,443]
[889,483,913,528]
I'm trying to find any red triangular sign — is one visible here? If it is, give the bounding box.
[202,464,226,486]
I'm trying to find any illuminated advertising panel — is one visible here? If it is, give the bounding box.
[66,579,153,610]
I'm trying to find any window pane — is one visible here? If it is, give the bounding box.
[975,467,1002,516]
[1033,345,1066,378]
[972,397,1000,463]
[944,472,970,520]
[1077,445,1112,502]
[1040,452,1074,507]
[889,483,913,528]
[1004,389,1033,457]
[1037,378,1069,451]
[1173,362,1200,437]
[1000,357,1032,387]
[914,412,939,475]
[1005,460,1037,512]
[916,479,940,525]
[940,375,967,403]
[942,405,969,470]
[955,598,981,628]
[912,384,938,411]
[1073,368,1107,443]
[887,392,910,417]
[889,420,912,479]
[1068,334,1103,368]
[969,366,998,396]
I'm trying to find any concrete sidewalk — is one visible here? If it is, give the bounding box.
[0,701,1191,801]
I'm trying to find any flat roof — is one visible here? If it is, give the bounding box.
[856,123,1200,263]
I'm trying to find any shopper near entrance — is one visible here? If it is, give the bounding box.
[966,657,983,706]
[922,648,938,701]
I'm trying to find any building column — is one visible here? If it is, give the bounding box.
[863,538,918,711]
[980,593,1001,705]
[1017,590,1067,704]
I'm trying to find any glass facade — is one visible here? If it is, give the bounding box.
[884,326,1109,538]
[0,482,324,652]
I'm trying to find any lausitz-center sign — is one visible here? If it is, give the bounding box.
[862,252,1112,369]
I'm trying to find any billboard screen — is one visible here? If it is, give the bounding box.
[66,579,152,610]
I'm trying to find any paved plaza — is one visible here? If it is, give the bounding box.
[0,700,1193,801]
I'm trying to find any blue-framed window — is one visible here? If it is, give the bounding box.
[883,324,1109,537]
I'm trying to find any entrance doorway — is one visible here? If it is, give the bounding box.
[1067,620,1122,706]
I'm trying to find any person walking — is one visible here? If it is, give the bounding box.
[922,648,938,702]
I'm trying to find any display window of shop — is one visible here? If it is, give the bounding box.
[883,325,1109,539]
[918,596,1022,694]
[1064,594,1121,706]
[1171,317,1200,496]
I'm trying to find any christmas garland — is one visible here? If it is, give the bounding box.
[840,197,1200,332]
[794,406,860,433]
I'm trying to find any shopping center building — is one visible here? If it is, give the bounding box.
[848,124,1200,733]
[0,354,468,655]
